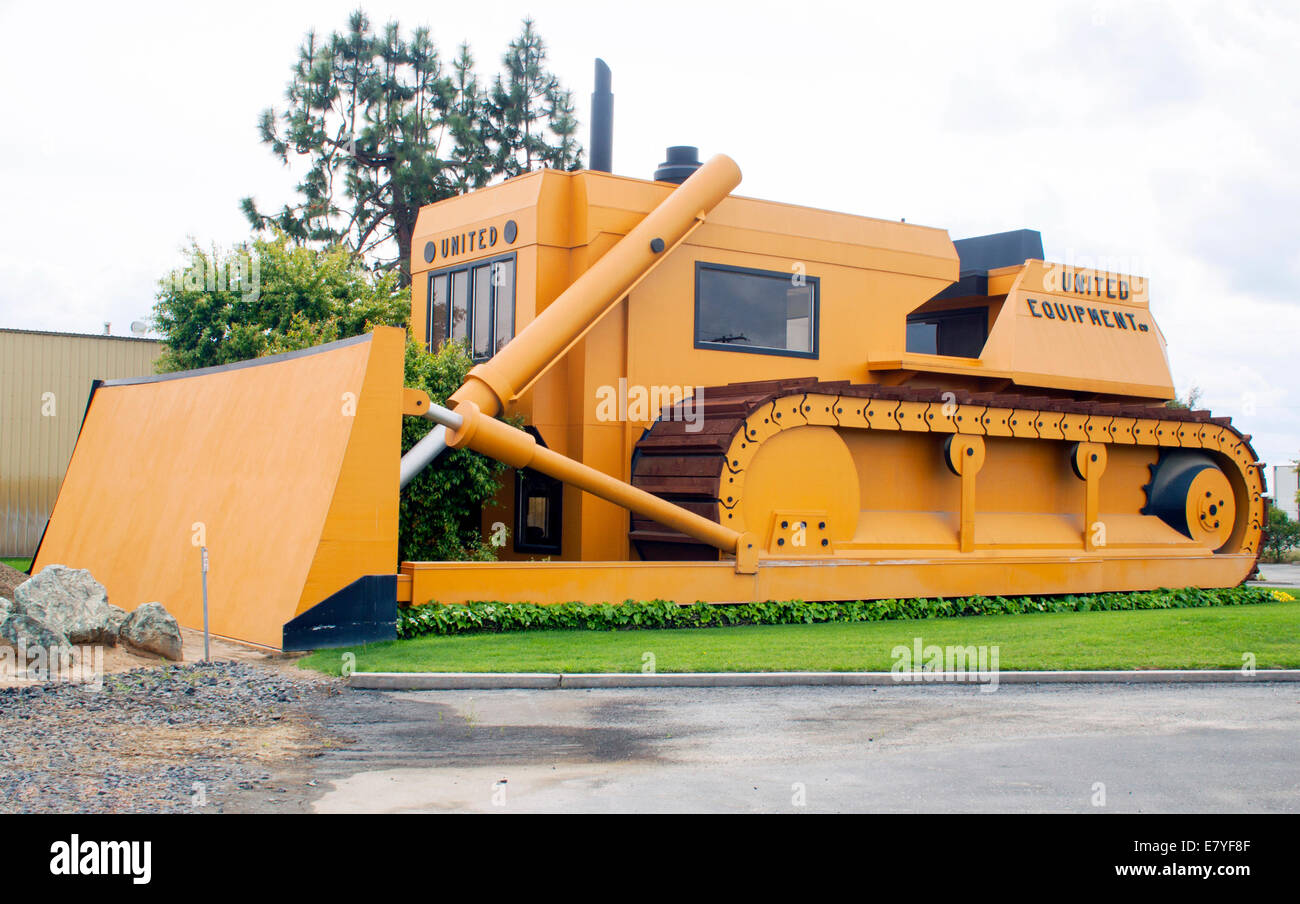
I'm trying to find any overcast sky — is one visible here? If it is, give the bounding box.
[1,0,1296,478]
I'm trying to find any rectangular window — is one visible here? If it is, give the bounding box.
[493,260,515,354]
[428,274,448,349]
[426,253,516,358]
[513,427,562,554]
[694,262,818,358]
[450,270,469,343]
[471,264,493,360]
[905,320,938,355]
[514,468,562,554]
[905,307,988,358]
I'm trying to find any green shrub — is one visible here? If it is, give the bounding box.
[152,235,509,562]
[396,585,1272,638]
[399,339,509,561]
[153,232,409,372]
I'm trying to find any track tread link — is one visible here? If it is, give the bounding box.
[628,379,1265,568]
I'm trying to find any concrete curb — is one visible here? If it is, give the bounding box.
[346,669,1300,690]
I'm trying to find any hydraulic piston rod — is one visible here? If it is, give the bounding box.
[450,153,741,418]
[422,400,748,559]
[398,423,452,489]
[399,153,741,489]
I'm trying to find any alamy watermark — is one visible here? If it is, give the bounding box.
[172,252,260,304]
[0,642,105,690]
[890,637,1000,692]
[594,379,704,432]
[49,835,151,885]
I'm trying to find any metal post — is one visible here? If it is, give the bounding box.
[200,546,210,661]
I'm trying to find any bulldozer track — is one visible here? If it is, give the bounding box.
[629,378,1266,571]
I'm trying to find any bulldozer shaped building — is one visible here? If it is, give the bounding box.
[32,88,1264,650]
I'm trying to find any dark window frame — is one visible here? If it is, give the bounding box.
[905,305,989,358]
[693,261,820,360]
[513,428,563,555]
[426,251,517,360]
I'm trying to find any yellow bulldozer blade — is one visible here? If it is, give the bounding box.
[32,327,406,649]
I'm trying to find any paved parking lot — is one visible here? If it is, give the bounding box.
[1252,563,1300,586]
[293,682,1300,813]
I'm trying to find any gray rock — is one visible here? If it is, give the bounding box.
[104,605,129,645]
[120,603,183,661]
[13,565,114,644]
[0,597,9,623]
[0,613,73,669]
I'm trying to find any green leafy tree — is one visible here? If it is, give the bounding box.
[241,11,582,284]
[1261,506,1300,564]
[152,236,508,561]
[152,232,407,372]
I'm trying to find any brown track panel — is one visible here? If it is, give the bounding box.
[628,378,820,560]
[629,378,1264,570]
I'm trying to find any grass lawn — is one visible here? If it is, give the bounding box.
[1,558,31,572]
[300,598,1300,675]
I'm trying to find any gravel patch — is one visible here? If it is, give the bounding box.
[0,561,26,600]
[0,661,341,813]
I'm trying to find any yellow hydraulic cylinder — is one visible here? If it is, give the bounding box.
[441,400,746,558]
[450,153,743,417]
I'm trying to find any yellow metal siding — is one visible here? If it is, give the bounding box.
[0,330,161,556]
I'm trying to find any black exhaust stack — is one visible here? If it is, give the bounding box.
[654,146,703,184]
[590,59,613,173]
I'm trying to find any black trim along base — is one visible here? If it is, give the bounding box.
[282,575,398,652]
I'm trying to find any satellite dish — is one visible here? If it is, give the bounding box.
[130,321,148,335]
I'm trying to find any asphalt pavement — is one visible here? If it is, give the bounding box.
[290,682,1300,813]
[1252,562,1300,586]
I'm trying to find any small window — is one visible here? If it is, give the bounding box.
[493,260,515,354]
[905,307,987,358]
[427,253,516,359]
[471,264,493,360]
[429,274,449,348]
[514,469,562,554]
[905,320,937,354]
[512,428,562,554]
[449,270,469,343]
[694,262,818,358]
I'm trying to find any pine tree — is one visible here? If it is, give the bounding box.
[242,12,582,285]
[487,18,584,176]
[446,43,493,194]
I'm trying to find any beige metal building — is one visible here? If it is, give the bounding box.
[0,329,162,557]
[1273,464,1299,522]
